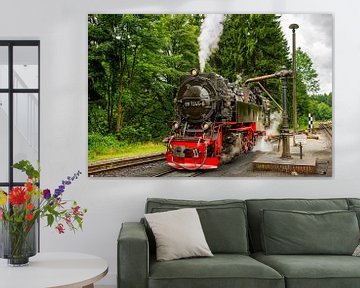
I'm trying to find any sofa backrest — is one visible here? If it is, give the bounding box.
[245,198,349,252]
[145,198,249,254]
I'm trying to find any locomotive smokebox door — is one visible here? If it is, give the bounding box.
[176,74,218,123]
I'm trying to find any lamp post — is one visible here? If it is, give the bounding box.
[277,66,293,159]
[289,23,299,144]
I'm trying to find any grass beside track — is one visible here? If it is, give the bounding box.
[88,142,166,163]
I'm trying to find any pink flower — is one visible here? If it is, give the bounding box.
[72,205,80,215]
[0,208,3,220]
[65,214,71,225]
[56,223,65,234]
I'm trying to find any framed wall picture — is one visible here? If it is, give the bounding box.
[88,14,332,178]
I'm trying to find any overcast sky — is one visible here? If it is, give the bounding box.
[280,14,333,94]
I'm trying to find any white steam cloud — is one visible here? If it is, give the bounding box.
[253,112,282,152]
[267,111,282,137]
[198,14,225,72]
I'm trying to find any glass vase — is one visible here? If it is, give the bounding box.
[0,220,37,266]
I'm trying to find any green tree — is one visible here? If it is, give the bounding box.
[88,14,200,144]
[294,48,332,126]
[208,14,290,80]
[316,102,332,120]
[313,92,332,107]
[296,47,320,95]
[307,92,332,122]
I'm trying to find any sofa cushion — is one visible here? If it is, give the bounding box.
[261,209,359,255]
[149,254,284,288]
[349,205,360,228]
[146,198,249,254]
[145,208,213,261]
[252,252,360,288]
[347,198,360,207]
[246,198,349,252]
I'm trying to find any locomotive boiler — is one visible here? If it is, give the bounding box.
[164,69,271,170]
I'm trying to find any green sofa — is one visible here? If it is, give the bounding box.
[118,198,360,288]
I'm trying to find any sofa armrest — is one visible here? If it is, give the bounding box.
[118,222,149,288]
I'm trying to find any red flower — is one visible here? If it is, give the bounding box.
[24,193,31,200]
[25,182,33,192]
[26,214,33,221]
[9,187,26,205]
[26,203,34,210]
[56,223,65,234]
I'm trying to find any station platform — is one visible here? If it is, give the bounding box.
[252,134,328,175]
[253,153,317,174]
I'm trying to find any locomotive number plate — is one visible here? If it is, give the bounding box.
[184,100,204,107]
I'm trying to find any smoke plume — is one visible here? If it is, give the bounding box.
[253,112,282,152]
[267,111,282,137]
[198,14,225,72]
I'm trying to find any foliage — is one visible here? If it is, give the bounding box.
[0,161,86,235]
[88,133,165,162]
[88,14,200,143]
[209,14,290,79]
[290,48,330,127]
[296,47,320,95]
[308,92,332,121]
[313,92,332,107]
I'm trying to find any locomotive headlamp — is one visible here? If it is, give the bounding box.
[190,68,199,76]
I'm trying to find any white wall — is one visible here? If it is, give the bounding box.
[1,0,360,285]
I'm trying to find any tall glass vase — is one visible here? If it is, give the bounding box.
[0,220,37,266]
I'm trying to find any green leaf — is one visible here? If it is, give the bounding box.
[13,160,40,180]
[47,214,55,227]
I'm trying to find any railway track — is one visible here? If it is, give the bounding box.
[88,152,165,176]
[319,123,332,138]
[151,167,204,177]
[154,170,203,177]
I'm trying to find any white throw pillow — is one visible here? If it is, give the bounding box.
[145,208,213,261]
[353,244,360,256]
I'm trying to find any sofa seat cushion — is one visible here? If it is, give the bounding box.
[149,254,284,288]
[252,252,360,288]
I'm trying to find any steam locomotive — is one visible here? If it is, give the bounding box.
[163,69,270,170]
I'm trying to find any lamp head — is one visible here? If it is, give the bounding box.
[289,23,299,30]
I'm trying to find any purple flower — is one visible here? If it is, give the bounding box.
[43,189,51,200]
[53,171,81,199]
[54,189,63,198]
[62,180,71,185]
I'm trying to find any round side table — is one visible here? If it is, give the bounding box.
[0,252,108,288]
